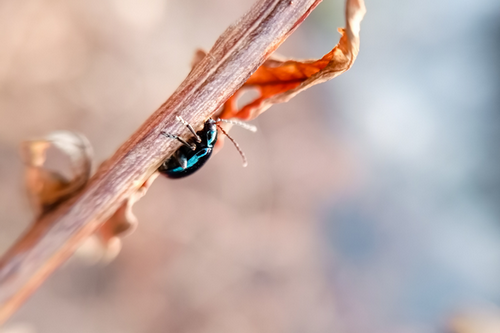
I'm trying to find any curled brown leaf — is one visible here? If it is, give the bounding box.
[21,131,92,216]
[21,130,158,262]
[219,0,366,121]
[79,172,158,263]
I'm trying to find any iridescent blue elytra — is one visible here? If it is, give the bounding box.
[159,119,218,179]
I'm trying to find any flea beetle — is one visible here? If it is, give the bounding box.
[158,116,256,179]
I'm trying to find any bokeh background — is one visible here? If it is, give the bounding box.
[1,0,500,332]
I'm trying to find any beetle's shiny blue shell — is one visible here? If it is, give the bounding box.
[159,119,218,179]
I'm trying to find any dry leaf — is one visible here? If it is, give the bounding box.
[21,131,92,216]
[76,173,158,263]
[219,0,366,121]
[21,130,158,262]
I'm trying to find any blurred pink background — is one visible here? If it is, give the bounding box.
[1,0,500,333]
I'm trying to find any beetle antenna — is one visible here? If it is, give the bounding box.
[216,124,248,167]
[216,118,257,133]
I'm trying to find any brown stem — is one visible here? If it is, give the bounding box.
[0,0,323,324]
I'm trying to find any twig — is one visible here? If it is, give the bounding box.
[0,0,323,324]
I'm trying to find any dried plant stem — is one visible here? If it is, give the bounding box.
[0,0,323,324]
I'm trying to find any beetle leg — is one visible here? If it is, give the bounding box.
[176,154,188,170]
[161,132,196,150]
[176,116,202,143]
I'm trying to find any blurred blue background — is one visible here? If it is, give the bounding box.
[314,0,500,331]
[0,0,500,332]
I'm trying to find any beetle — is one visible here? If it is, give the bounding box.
[159,116,256,179]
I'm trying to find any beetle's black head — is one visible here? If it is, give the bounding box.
[200,118,218,148]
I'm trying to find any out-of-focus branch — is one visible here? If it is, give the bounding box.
[0,0,323,324]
